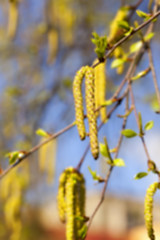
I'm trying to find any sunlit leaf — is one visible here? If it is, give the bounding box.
[113,158,125,167]
[144,32,155,41]
[136,10,150,19]
[144,121,154,131]
[134,172,148,180]
[130,41,142,53]
[111,58,125,68]
[121,129,137,138]
[118,20,130,30]
[36,128,50,137]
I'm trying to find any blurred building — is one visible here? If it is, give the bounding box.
[38,193,160,239]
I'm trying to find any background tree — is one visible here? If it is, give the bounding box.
[0,0,160,239]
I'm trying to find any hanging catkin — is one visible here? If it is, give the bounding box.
[73,67,87,140]
[144,182,160,240]
[108,6,129,45]
[8,0,19,39]
[66,173,78,240]
[94,61,107,122]
[57,168,86,240]
[57,167,73,223]
[85,66,99,159]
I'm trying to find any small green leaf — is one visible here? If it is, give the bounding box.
[5,151,24,165]
[113,158,125,167]
[78,224,87,239]
[132,67,150,80]
[121,129,137,138]
[136,10,150,19]
[118,20,130,31]
[111,58,125,68]
[124,27,133,36]
[134,172,148,180]
[99,143,108,157]
[88,166,104,182]
[130,41,142,54]
[144,32,155,41]
[100,137,112,162]
[144,120,154,131]
[36,128,50,137]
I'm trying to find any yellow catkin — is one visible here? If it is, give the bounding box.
[8,0,19,39]
[75,173,86,232]
[85,66,99,159]
[57,169,86,240]
[66,173,78,240]
[144,182,159,240]
[108,7,129,45]
[73,66,87,140]
[94,61,107,123]
[57,167,74,223]
[47,28,58,64]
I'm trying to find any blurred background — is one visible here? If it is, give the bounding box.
[0,0,160,239]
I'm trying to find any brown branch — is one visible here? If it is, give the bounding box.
[86,165,114,233]
[147,45,160,111]
[0,121,75,180]
[128,82,151,161]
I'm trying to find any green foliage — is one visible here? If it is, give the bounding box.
[144,121,154,131]
[121,129,137,138]
[134,172,148,180]
[36,128,50,138]
[136,10,151,20]
[91,32,108,61]
[88,167,104,182]
[5,151,24,165]
[113,158,125,167]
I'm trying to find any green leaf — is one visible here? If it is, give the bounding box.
[5,151,24,165]
[111,58,125,68]
[144,32,155,41]
[136,10,149,19]
[121,129,137,138]
[36,128,50,137]
[124,27,133,36]
[99,137,112,162]
[78,224,87,239]
[88,166,104,182]
[113,158,125,167]
[130,41,142,53]
[99,143,108,157]
[144,121,154,131]
[134,172,148,180]
[131,68,150,80]
[91,32,107,60]
[118,20,130,31]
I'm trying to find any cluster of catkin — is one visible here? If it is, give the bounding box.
[144,182,160,240]
[57,167,86,240]
[73,65,107,159]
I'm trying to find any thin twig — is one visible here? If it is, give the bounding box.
[0,122,75,179]
[86,166,113,232]
[128,82,151,161]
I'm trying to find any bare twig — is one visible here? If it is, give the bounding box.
[87,166,113,233]
[0,122,75,179]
